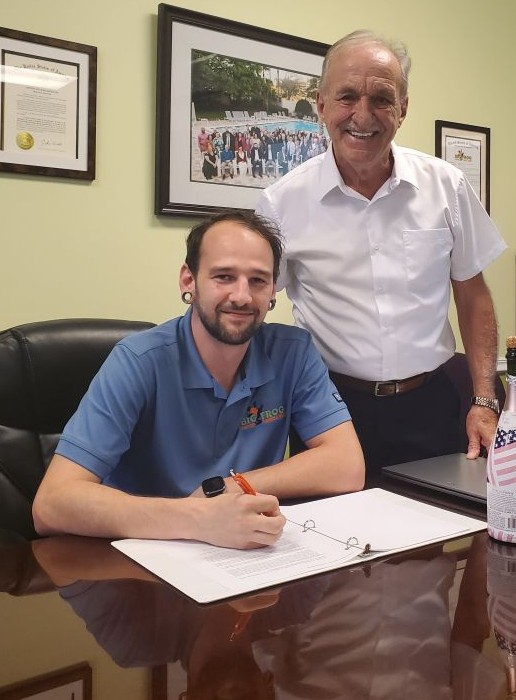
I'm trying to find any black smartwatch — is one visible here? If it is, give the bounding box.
[202,475,226,498]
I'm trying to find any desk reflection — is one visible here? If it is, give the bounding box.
[487,538,516,698]
[30,535,325,700]
[0,532,509,700]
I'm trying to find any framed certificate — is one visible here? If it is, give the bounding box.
[435,120,490,213]
[0,26,97,180]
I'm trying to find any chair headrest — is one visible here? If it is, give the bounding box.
[0,318,155,433]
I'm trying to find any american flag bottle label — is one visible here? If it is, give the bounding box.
[487,373,516,543]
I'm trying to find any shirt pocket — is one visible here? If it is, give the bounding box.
[402,228,453,297]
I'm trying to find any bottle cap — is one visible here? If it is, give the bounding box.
[507,336,516,349]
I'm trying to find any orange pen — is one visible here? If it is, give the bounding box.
[229,611,253,642]
[229,469,275,517]
[229,469,257,495]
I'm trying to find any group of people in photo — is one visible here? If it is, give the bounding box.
[196,122,329,184]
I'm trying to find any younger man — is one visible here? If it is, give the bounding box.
[33,212,364,548]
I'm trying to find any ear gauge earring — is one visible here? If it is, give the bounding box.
[181,291,193,304]
[268,299,276,311]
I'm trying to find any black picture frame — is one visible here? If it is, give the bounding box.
[0,26,97,180]
[155,4,329,217]
[0,663,92,700]
[435,120,490,214]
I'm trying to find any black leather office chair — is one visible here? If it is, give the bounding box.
[0,318,155,539]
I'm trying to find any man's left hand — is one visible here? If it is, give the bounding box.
[465,405,498,458]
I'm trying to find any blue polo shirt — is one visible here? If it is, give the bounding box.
[56,310,350,497]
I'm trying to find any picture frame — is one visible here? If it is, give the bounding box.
[0,663,92,700]
[435,120,490,213]
[155,4,329,217]
[0,26,97,180]
[151,664,183,700]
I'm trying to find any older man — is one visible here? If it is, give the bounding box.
[256,30,506,482]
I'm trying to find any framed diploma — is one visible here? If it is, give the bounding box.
[0,27,96,180]
[435,120,490,213]
[155,3,329,216]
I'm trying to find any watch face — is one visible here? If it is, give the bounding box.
[202,475,226,497]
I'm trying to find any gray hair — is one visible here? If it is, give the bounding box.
[319,30,411,99]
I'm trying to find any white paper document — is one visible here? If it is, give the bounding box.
[112,488,486,603]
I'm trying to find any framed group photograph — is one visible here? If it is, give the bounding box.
[155,4,329,217]
[0,663,92,700]
[0,26,97,180]
[435,120,490,213]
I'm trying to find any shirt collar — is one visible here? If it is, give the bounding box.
[317,147,344,200]
[317,141,419,200]
[390,142,420,191]
[179,309,275,398]
[179,308,213,389]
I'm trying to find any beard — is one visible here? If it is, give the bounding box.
[194,301,262,346]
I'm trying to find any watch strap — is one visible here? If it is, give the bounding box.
[471,396,500,414]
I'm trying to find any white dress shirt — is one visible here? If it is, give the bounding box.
[256,144,506,381]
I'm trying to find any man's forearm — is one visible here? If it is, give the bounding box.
[226,423,365,499]
[453,274,498,396]
[33,479,196,539]
[33,455,285,548]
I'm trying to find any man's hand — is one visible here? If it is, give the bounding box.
[229,589,281,613]
[193,493,286,549]
[466,405,498,458]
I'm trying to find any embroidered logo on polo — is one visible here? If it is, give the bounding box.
[241,400,285,429]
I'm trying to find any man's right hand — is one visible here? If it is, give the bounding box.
[33,455,286,548]
[193,493,286,550]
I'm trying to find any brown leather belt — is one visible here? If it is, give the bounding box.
[331,371,432,397]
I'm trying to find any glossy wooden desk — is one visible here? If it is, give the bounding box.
[0,515,515,700]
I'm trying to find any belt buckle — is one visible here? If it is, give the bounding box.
[374,381,398,397]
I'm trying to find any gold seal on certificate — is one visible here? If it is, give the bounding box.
[16,132,35,150]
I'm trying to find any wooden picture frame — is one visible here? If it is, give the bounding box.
[0,663,92,700]
[435,119,490,213]
[155,3,329,216]
[0,26,97,180]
